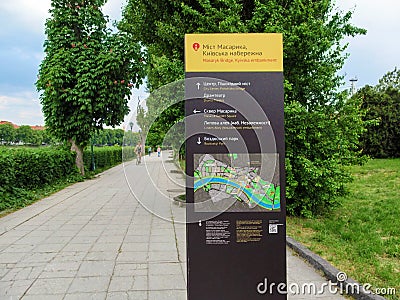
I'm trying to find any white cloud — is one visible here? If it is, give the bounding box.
[0,0,50,34]
[0,0,126,36]
[336,0,400,86]
[0,92,44,125]
[103,0,126,20]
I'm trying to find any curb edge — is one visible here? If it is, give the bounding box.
[286,236,387,300]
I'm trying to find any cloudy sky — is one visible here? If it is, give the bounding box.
[0,0,399,126]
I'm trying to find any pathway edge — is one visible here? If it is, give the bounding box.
[286,236,387,300]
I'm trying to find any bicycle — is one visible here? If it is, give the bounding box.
[136,152,142,165]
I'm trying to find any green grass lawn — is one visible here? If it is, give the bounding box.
[287,159,399,299]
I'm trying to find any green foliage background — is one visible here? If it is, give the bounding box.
[0,146,135,212]
[121,0,367,216]
[36,0,145,174]
[356,68,400,158]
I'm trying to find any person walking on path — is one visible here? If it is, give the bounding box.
[135,142,142,164]
[148,146,152,156]
[157,146,161,157]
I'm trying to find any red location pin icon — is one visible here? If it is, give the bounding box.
[193,42,200,51]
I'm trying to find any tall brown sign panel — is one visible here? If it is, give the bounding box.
[185,33,286,299]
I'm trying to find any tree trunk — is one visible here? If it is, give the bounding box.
[70,139,85,176]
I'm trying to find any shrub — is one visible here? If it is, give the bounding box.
[0,147,77,210]
[83,146,135,170]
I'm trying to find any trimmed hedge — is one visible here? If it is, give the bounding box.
[83,146,135,170]
[0,146,135,211]
[0,147,76,191]
[0,147,77,211]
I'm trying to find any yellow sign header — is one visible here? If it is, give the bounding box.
[185,33,283,72]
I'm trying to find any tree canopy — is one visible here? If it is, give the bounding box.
[121,0,367,216]
[356,68,400,158]
[36,0,145,174]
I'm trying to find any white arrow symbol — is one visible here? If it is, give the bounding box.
[193,109,201,114]
[197,137,201,145]
[196,83,200,90]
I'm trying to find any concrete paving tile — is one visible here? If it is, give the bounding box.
[102,229,127,236]
[106,291,148,300]
[82,225,105,231]
[22,294,64,300]
[13,236,47,245]
[2,244,36,253]
[32,243,65,253]
[123,235,149,243]
[148,251,178,263]
[90,243,121,252]
[1,230,31,237]
[108,275,148,291]
[148,263,182,275]
[85,251,118,261]
[120,243,148,252]
[148,242,177,252]
[117,251,148,263]
[25,230,54,237]
[0,235,21,245]
[64,292,107,300]
[25,277,73,295]
[0,267,10,279]
[60,225,85,231]
[77,261,115,277]
[0,252,28,264]
[19,252,56,264]
[148,290,186,300]
[43,261,80,273]
[97,235,125,244]
[148,274,186,290]
[43,235,73,244]
[0,279,35,298]
[150,229,175,236]
[63,243,93,252]
[39,270,77,279]
[74,230,104,237]
[2,266,44,281]
[149,235,175,243]
[126,230,151,236]
[51,230,77,237]
[70,236,99,244]
[113,263,147,277]
[52,251,87,262]
[68,276,110,293]
[181,263,187,284]
[37,225,63,231]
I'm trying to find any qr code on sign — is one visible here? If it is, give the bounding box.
[269,224,278,234]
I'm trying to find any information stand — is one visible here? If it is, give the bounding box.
[185,33,286,299]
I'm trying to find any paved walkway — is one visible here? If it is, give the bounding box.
[0,151,345,299]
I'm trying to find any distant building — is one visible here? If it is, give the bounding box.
[0,121,45,130]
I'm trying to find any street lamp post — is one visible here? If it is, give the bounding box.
[90,135,96,171]
[129,122,134,146]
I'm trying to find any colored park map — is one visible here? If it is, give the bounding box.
[194,153,280,212]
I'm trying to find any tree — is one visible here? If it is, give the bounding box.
[15,126,39,145]
[93,128,125,145]
[36,0,145,174]
[357,68,400,158]
[121,0,367,216]
[0,123,16,145]
[42,128,58,145]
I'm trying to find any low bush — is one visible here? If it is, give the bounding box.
[0,147,77,211]
[0,145,135,212]
[0,147,76,190]
[83,146,135,170]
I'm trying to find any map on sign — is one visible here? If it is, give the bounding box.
[194,153,280,212]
